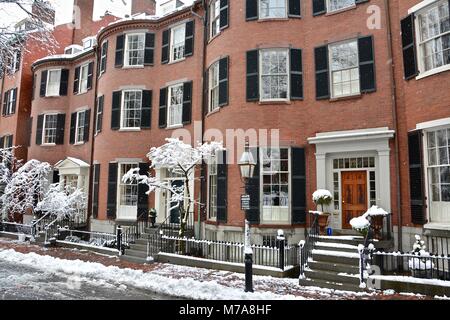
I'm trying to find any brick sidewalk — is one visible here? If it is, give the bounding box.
[0,238,434,300]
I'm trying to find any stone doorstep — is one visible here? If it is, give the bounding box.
[377,278,450,297]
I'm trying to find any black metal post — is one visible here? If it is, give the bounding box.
[277,231,285,271]
[244,252,253,293]
[116,226,122,255]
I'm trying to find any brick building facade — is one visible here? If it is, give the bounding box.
[0,0,449,252]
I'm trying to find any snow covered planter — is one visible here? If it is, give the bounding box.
[350,216,370,237]
[312,189,333,235]
[409,235,435,279]
[364,205,389,240]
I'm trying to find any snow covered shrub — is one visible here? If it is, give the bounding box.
[350,216,370,237]
[364,205,389,218]
[312,189,333,212]
[409,235,435,272]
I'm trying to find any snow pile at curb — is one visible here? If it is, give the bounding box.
[0,249,303,300]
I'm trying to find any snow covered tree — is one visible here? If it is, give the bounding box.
[36,183,87,221]
[1,159,51,219]
[123,138,223,238]
[0,0,56,74]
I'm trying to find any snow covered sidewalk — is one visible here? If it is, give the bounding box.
[0,239,435,300]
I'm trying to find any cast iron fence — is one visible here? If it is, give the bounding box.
[299,212,319,278]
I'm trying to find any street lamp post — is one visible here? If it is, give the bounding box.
[238,139,256,293]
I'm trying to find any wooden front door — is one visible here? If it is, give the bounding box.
[341,171,368,229]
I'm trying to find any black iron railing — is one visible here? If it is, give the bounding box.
[158,235,298,269]
[299,212,319,278]
[58,228,120,250]
[426,235,450,257]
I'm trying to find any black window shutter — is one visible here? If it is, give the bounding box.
[159,88,167,128]
[408,131,427,225]
[111,91,122,130]
[52,170,60,184]
[144,33,155,65]
[292,147,307,224]
[92,164,100,219]
[137,162,150,219]
[217,150,228,223]
[246,50,259,101]
[184,21,195,57]
[218,57,229,107]
[289,0,301,17]
[32,73,36,100]
[161,30,170,64]
[107,163,118,219]
[115,34,125,68]
[220,0,229,29]
[96,95,104,133]
[55,113,66,145]
[87,62,94,90]
[59,69,69,96]
[358,36,376,93]
[83,109,91,142]
[73,66,80,94]
[15,50,21,72]
[11,88,17,114]
[69,112,76,144]
[0,136,4,149]
[401,14,418,80]
[290,48,303,100]
[2,91,8,116]
[27,117,33,147]
[40,70,48,97]
[246,0,258,21]
[36,114,44,145]
[246,147,260,225]
[182,81,193,125]
[315,45,330,99]
[313,0,326,16]
[141,90,152,129]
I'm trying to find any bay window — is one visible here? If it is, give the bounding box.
[121,90,142,129]
[329,40,360,98]
[260,49,289,101]
[259,0,287,19]
[168,84,183,127]
[125,33,145,66]
[261,148,290,223]
[171,24,186,62]
[43,114,58,145]
[46,69,61,97]
[417,0,450,72]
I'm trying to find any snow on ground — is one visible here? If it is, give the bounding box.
[0,248,302,300]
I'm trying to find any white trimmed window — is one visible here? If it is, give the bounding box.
[171,24,186,62]
[208,155,218,220]
[426,128,450,203]
[6,89,16,115]
[329,40,360,98]
[119,163,138,206]
[209,61,220,112]
[46,69,61,97]
[168,84,183,127]
[327,0,355,13]
[43,114,58,144]
[210,0,221,38]
[121,90,142,129]
[259,0,287,19]
[261,147,290,223]
[99,41,108,75]
[416,0,450,72]
[78,63,89,94]
[75,111,86,144]
[125,33,145,66]
[260,49,289,101]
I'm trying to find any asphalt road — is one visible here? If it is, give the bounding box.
[0,259,177,300]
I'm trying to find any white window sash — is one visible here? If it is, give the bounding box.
[170,25,186,62]
[209,62,220,112]
[121,90,142,129]
[167,84,184,127]
[46,69,61,97]
[42,113,57,145]
[259,49,290,102]
[78,64,89,94]
[326,0,356,13]
[125,34,145,67]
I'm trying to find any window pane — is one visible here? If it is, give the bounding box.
[328,0,355,12]
[260,49,289,100]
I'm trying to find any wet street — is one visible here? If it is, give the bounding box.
[0,259,177,300]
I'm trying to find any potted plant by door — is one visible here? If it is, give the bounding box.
[409,235,434,279]
[149,208,157,228]
[350,215,371,238]
[365,206,389,240]
[312,189,333,235]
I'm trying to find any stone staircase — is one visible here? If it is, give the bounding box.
[120,225,194,264]
[299,235,367,292]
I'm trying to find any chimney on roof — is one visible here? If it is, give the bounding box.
[72,0,95,27]
[131,0,157,16]
[32,0,55,25]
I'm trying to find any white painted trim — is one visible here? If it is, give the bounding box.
[416,117,450,131]
[308,127,395,145]
[408,0,439,14]
[416,64,450,80]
